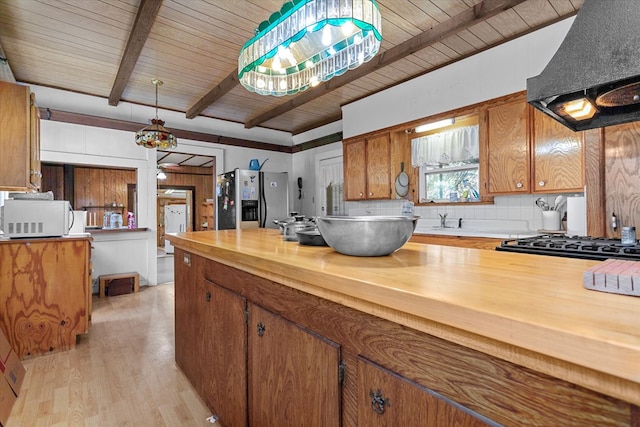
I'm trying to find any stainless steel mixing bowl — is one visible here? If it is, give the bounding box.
[316,216,419,256]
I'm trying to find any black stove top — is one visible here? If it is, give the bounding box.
[496,235,640,261]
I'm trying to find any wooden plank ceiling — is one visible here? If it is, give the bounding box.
[0,0,582,136]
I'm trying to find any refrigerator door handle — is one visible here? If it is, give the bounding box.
[259,172,266,228]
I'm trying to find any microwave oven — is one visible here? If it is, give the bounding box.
[2,199,71,238]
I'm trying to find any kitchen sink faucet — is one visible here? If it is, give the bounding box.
[439,213,447,228]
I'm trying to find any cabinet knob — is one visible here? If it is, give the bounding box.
[538,181,545,187]
[369,192,373,197]
[369,389,390,415]
[516,182,523,188]
[205,291,211,302]
[359,192,364,198]
[257,322,266,337]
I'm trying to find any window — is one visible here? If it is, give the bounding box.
[411,121,480,203]
[421,160,479,202]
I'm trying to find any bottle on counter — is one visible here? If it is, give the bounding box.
[127,212,136,229]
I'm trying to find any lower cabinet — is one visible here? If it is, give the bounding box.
[358,356,488,426]
[175,249,340,427]
[175,253,247,427]
[174,250,638,426]
[0,237,91,358]
[249,304,341,426]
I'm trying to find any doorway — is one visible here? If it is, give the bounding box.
[156,185,195,285]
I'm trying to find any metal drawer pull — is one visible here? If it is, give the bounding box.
[370,389,390,414]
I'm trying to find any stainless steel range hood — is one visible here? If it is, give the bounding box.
[527,0,640,131]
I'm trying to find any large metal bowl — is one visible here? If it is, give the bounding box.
[316,216,419,256]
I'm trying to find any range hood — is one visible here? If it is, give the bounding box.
[527,0,640,131]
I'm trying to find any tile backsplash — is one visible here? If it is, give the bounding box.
[346,193,584,232]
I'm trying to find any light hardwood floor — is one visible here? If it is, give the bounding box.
[7,284,214,426]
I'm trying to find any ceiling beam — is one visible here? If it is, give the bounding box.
[244,0,527,129]
[108,0,163,106]
[186,67,240,119]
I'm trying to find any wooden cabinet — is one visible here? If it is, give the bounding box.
[485,94,584,195]
[486,98,530,194]
[602,121,640,238]
[174,251,247,427]
[0,237,91,358]
[201,201,213,229]
[175,249,341,427]
[170,249,639,426]
[249,303,341,426]
[0,81,41,191]
[357,356,487,426]
[344,133,391,200]
[531,107,584,193]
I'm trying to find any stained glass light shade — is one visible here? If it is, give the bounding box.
[135,79,177,149]
[135,119,177,149]
[238,0,382,96]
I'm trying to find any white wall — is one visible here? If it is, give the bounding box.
[292,141,343,216]
[342,17,575,138]
[34,86,295,287]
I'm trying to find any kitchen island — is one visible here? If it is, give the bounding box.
[168,229,640,426]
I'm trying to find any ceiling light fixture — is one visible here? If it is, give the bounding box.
[414,118,455,133]
[136,79,177,149]
[238,0,382,96]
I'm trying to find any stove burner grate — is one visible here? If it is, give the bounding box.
[496,235,640,261]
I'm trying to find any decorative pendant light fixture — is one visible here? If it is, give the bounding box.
[135,78,177,149]
[238,0,382,96]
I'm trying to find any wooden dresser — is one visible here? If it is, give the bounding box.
[0,236,92,358]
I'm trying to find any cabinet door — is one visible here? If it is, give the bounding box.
[249,303,340,427]
[0,239,91,358]
[358,356,489,427]
[0,81,30,191]
[531,108,584,193]
[174,250,199,383]
[200,279,248,427]
[486,100,530,194]
[366,133,391,199]
[344,139,367,200]
[29,93,41,190]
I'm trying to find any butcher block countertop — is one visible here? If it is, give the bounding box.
[167,228,640,405]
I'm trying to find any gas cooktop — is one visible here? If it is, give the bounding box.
[496,235,640,261]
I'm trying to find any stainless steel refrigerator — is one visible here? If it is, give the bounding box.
[216,169,289,230]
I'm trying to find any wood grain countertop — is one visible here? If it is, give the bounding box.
[167,228,640,405]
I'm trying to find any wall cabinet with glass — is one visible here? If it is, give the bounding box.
[343,133,391,200]
[0,81,41,191]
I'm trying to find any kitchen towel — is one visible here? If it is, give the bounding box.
[566,196,587,236]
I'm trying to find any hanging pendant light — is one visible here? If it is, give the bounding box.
[135,78,177,149]
[238,0,382,96]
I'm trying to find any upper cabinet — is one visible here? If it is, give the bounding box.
[486,99,530,194]
[344,133,391,200]
[0,81,41,191]
[531,107,584,193]
[485,94,584,196]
